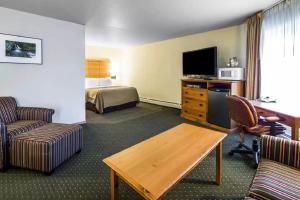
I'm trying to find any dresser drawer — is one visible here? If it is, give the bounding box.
[182,87,207,101]
[182,98,207,112]
[182,107,206,122]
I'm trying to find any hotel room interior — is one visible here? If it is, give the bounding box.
[0,0,299,199]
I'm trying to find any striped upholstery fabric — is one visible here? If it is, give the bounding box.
[249,159,300,200]
[16,107,54,123]
[0,123,9,170]
[10,123,83,173]
[7,120,47,138]
[0,97,18,124]
[261,135,300,169]
[0,124,3,169]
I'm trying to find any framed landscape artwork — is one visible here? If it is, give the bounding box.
[0,33,42,64]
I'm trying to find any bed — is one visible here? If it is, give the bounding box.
[86,85,140,113]
[84,61,140,113]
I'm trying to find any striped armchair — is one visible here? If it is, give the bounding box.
[0,123,9,170]
[0,97,54,170]
[16,107,54,123]
[248,135,300,200]
[0,97,83,174]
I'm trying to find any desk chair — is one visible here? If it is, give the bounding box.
[225,95,285,167]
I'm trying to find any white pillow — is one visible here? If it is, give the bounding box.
[85,78,99,88]
[85,78,112,88]
[99,78,112,87]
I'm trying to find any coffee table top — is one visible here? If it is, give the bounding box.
[103,123,227,200]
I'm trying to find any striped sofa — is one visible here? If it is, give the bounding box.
[247,135,300,200]
[0,97,83,174]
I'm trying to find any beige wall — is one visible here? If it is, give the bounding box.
[85,46,125,85]
[86,46,124,60]
[122,24,247,106]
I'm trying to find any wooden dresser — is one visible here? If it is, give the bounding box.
[181,78,244,132]
[182,87,208,122]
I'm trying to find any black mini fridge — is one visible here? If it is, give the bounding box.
[207,88,231,128]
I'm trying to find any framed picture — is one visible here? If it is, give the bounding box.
[0,33,42,64]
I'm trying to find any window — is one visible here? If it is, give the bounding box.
[260,0,300,103]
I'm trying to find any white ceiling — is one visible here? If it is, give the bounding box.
[0,0,279,47]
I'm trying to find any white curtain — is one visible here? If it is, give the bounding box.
[260,0,300,103]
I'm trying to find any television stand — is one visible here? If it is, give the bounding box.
[185,75,216,80]
[181,78,245,133]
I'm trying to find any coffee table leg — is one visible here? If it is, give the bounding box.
[216,142,222,185]
[110,169,119,200]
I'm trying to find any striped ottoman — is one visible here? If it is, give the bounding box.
[10,123,83,174]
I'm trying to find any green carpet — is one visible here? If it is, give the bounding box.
[0,103,256,200]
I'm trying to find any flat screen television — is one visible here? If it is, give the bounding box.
[183,47,217,77]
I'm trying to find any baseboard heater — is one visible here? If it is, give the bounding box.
[140,97,181,109]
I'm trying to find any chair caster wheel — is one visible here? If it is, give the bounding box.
[229,151,234,156]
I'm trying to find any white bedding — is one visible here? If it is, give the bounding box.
[85,78,112,88]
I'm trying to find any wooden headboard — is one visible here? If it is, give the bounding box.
[85,59,110,78]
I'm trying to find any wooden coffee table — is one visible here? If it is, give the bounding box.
[103,123,227,200]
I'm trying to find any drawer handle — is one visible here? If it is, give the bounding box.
[199,104,203,107]
[185,92,189,94]
[185,101,189,103]
[199,114,202,117]
[200,94,203,96]
[184,110,188,113]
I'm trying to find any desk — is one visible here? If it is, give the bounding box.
[251,100,300,140]
[103,123,226,200]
